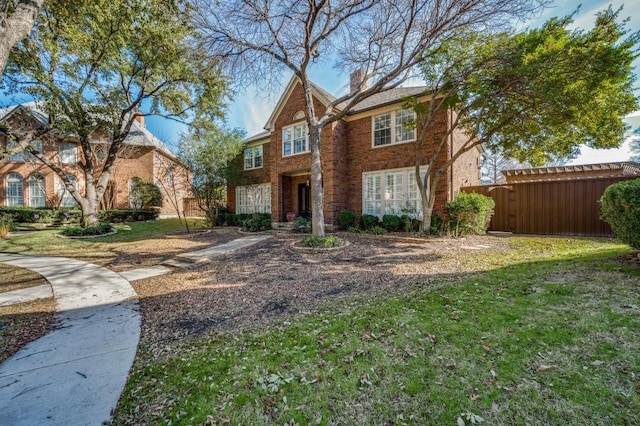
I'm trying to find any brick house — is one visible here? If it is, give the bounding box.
[227,75,482,227]
[0,102,189,215]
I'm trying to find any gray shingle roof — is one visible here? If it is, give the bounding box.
[0,101,177,159]
[340,87,427,114]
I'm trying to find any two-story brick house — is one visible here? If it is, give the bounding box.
[227,75,482,227]
[0,102,189,215]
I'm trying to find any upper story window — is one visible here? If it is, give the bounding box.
[7,139,42,162]
[283,122,309,157]
[244,145,263,170]
[372,109,416,147]
[59,142,77,165]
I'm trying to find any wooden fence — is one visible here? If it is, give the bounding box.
[183,198,206,217]
[462,176,636,236]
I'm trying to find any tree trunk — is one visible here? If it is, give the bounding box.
[0,1,45,76]
[309,126,325,237]
[79,198,100,228]
[420,170,440,234]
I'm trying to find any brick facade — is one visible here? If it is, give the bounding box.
[227,79,482,225]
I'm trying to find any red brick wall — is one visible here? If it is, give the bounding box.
[344,108,452,218]
[449,110,481,200]
[226,140,271,214]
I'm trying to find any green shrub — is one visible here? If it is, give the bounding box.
[130,179,163,209]
[382,214,403,231]
[338,210,356,230]
[243,213,272,232]
[293,216,312,233]
[446,192,495,235]
[300,235,339,248]
[347,226,362,233]
[0,207,57,223]
[359,214,379,230]
[60,222,113,236]
[429,214,443,235]
[98,209,158,223]
[369,226,387,235]
[600,178,640,249]
[0,213,14,230]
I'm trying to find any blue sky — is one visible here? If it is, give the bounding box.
[2,1,640,164]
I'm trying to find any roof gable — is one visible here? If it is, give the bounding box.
[264,76,337,131]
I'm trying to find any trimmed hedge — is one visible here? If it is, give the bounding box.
[600,178,640,249]
[359,214,380,230]
[60,222,113,237]
[97,209,158,223]
[446,192,495,235]
[338,210,356,230]
[382,214,403,231]
[0,207,82,224]
[243,213,272,232]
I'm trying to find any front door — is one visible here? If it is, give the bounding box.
[298,183,311,219]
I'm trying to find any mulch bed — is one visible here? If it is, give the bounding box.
[131,233,512,362]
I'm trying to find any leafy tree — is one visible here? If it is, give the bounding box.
[178,125,245,227]
[129,178,163,209]
[0,0,44,76]
[407,7,639,231]
[193,0,545,236]
[2,0,227,227]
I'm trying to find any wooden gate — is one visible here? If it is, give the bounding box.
[462,177,636,236]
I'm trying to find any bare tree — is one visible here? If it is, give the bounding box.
[0,0,44,76]
[193,0,546,236]
[481,148,523,184]
[153,152,192,230]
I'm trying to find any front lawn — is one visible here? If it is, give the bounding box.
[113,237,640,425]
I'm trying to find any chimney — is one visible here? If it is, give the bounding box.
[133,111,145,127]
[350,69,366,93]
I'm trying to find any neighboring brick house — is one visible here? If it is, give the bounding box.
[0,102,189,216]
[227,75,482,227]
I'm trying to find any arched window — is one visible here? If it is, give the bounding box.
[6,173,24,206]
[293,110,305,121]
[58,175,78,207]
[27,173,46,207]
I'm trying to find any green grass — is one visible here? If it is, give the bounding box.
[113,237,640,425]
[0,218,206,255]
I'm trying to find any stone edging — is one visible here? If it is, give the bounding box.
[288,238,351,253]
[54,228,118,239]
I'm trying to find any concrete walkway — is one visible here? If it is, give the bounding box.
[0,254,140,426]
[0,233,273,424]
[0,284,52,306]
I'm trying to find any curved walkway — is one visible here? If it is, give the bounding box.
[0,254,140,426]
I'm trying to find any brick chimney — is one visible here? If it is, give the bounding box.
[133,112,145,127]
[350,69,366,93]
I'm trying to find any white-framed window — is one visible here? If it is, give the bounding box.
[59,142,77,165]
[57,175,78,207]
[7,141,24,162]
[244,145,263,170]
[27,173,46,207]
[372,109,416,147]
[363,166,428,218]
[95,146,107,161]
[7,139,42,162]
[25,140,43,163]
[282,122,308,156]
[236,183,271,214]
[6,173,24,206]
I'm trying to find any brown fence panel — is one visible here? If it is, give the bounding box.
[462,176,636,236]
[183,198,205,217]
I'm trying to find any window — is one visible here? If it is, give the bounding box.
[6,173,24,206]
[363,167,428,218]
[7,141,24,162]
[236,183,271,214]
[372,109,416,147]
[59,142,77,165]
[95,146,107,161]
[244,145,263,170]
[129,177,142,208]
[27,173,46,207]
[282,123,308,156]
[58,175,78,207]
[24,140,43,162]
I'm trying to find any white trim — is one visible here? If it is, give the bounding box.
[371,109,416,148]
[244,145,264,170]
[235,183,271,214]
[282,121,310,157]
[362,166,428,219]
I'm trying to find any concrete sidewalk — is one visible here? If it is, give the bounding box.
[0,254,140,426]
